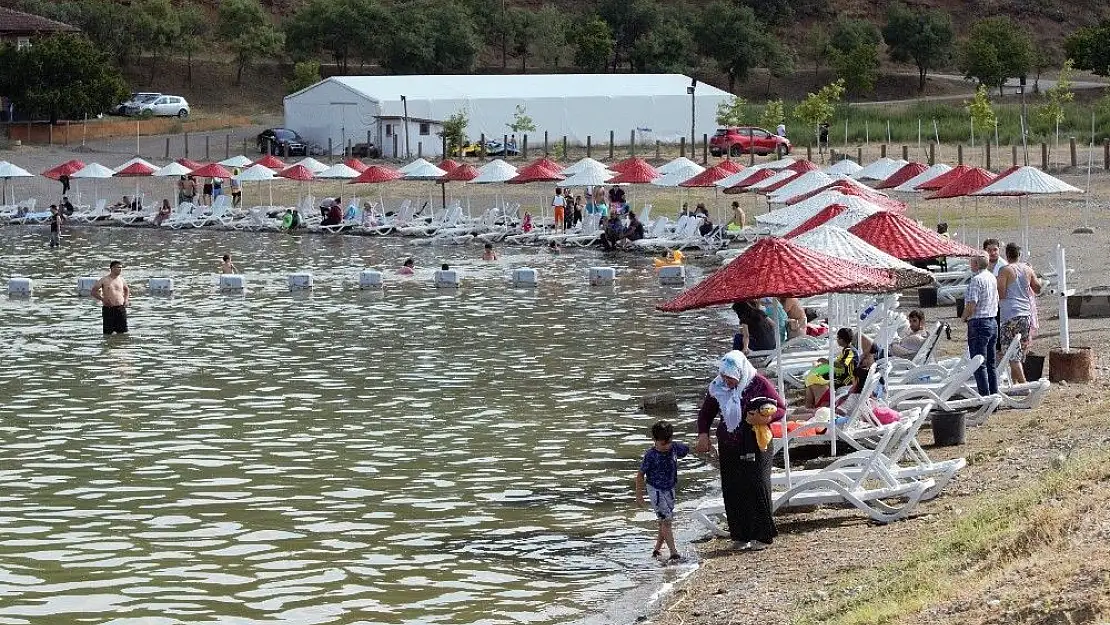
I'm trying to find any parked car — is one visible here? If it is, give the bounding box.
[126,95,190,118]
[351,142,381,158]
[709,126,791,157]
[458,139,520,157]
[257,128,307,156]
[112,92,160,116]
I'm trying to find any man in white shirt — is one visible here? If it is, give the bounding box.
[775,123,786,138]
[961,253,1000,396]
[983,238,1007,276]
[887,310,929,359]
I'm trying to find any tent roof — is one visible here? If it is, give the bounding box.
[470,159,518,184]
[235,164,277,181]
[852,158,908,182]
[793,226,935,290]
[316,163,362,179]
[607,159,659,184]
[927,167,995,200]
[915,164,969,191]
[849,211,979,261]
[441,163,481,182]
[875,162,928,190]
[657,157,701,175]
[349,165,403,184]
[315,74,733,103]
[971,166,1083,195]
[824,159,862,175]
[278,164,316,181]
[657,237,896,312]
[892,163,952,192]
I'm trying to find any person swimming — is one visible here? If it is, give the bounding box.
[398,258,415,275]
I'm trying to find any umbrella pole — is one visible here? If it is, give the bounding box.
[975,198,981,248]
[828,292,837,457]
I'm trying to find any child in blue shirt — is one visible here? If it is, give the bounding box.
[635,420,690,560]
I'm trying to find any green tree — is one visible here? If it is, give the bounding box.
[629,18,695,73]
[1064,20,1110,78]
[507,104,536,133]
[882,3,955,92]
[440,110,469,157]
[132,0,180,83]
[505,8,537,71]
[716,96,750,127]
[381,0,480,74]
[287,60,322,95]
[219,0,284,85]
[698,2,772,92]
[178,5,209,86]
[957,17,1033,95]
[965,84,996,144]
[800,24,831,84]
[1034,60,1075,136]
[286,0,384,73]
[793,79,845,145]
[0,34,128,125]
[828,17,882,95]
[574,15,614,71]
[763,40,795,97]
[531,5,567,69]
[598,0,660,71]
[738,0,792,26]
[759,99,786,130]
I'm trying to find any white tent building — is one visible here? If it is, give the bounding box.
[283,74,734,158]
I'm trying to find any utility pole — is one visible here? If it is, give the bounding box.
[687,78,697,158]
[401,94,411,160]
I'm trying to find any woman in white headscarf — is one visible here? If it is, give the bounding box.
[695,350,785,550]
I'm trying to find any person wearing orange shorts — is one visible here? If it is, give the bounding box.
[551,187,566,232]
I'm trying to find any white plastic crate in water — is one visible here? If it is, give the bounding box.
[434,269,460,288]
[76,276,98,296]
[287,273,313,291]
[148,277,174,295]
[219,274,246,292]
[7,277,32,298]
[589,267,616,286]
[658,265,686,286]
[511,267,538,288]
[359,269,384,289]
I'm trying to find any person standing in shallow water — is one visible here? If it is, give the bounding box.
[91,261,130,335]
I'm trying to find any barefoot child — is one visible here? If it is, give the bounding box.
[635,420,690,560]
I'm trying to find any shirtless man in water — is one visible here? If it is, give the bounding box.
[91,261,130,335]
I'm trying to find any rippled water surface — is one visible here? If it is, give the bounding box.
[0,226,732,625]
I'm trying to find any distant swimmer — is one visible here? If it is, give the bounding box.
[91,261,130,335]
[220,254,237,274]
[482,243,498,261]
[398,258,415,275]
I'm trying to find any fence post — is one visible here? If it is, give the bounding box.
[480,133,487,158]
[957,144,963,165]
[856,146,863,164]
[630,129,636,157]
[562,135,568,159]
[608,130,614,160]
[928,142,935,166]
[806,145,812,161]
[985,142,992,171]
[184,132,189,158]
[655,140,661,160]
[205,135,210,161]
[504,135,509,160]
[522,134,529,159]
[225,134,230,159]
[243,138,249,156]
[165,137,170,160]
[48,124,53,145]
[901,145,908,161]
[1012,145,1018,167]
[702,133,709,165]
[283,142,289,159]
[1069,137,1077,168]
[586,135,592,157]
[1104,139,1109,170]
[776,144,782,159]
[543,131,549,156]
[680,136,686,158]
[1041,142,1048,170]
[328,138,333,156]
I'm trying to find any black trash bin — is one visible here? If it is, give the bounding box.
[1024,353,1045,381]
[931,410,966,446]
[918,287,938,308]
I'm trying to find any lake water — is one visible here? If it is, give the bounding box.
[0,226,729,625]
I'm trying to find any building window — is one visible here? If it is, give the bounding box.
[16,37,31,50]
[419,123,430,136]
[385,124,392,137]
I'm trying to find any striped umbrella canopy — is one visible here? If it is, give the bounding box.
[849,211,979,261]
[915,164,970,191]
[436,158,462,173]
[927,167,995,200]
[793,225,935,289]
[722,168,777,193]
[892,163,953,193]
[875,162,928,190]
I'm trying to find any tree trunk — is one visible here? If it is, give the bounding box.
[237,61,245,86]
[521,55,526,72]
[728,72,736,93]
[918,65,927,92]
[501,35,507,69]
[186,50,193,86]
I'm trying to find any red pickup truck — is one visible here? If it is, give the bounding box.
[709,126,791,157]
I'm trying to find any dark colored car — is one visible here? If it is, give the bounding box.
[709,126,791,157]
[257,128,307,156]
[351,142,381,158]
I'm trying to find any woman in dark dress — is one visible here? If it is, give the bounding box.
[732,300,778,353]
[695,350,786,550]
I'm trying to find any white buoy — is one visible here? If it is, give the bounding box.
[434,269,460,288]
[511,267,538,288]
[589,267,616,286]
[219,274,245,292]
[658,265,686,286]
[287,272,313,291]
[7,277,32,298]
[359,269,384,289]
[77,276,98,297]
[148,277,174,295]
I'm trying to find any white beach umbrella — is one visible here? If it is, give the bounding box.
[971,166,1083,253]
[852,157,908,182]
[316,163,361,179]
[561,166,619,187]
[236,164,278,208]
[0,161,33,205]
[398,158,438,175]
[714,165,770,189]
[293,157,329,174]
[470,159,519,184]
[761,156,797,169]
[560,157,607,176]
[651,163,705,187]
[746,168,796,192]
[892,163,952,193]
[71,162,116,203]
[219,155,254,168]
[153,162,194,177]
[656,156,701,175]
[767,171,834,204]
[403,160,448,181]
[824,159,862,176]
[757,192,885,229]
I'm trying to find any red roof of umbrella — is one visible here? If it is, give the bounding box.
[657,237,896,312]
[927,167,995,200]
[440,163,480,182]
[609,157,642,174]
[344,158,369,173]
[437,158,462,173]
[190,163,233,179]
[783,204,848,239]
[114,161,157,177]
[177,158,205,171]
[993,165,1020,182]
[507,160,566,184]
[607,159,660,184]
[278,164,315,181]
[782,182,906,212]
[915,164,970,191]
[253,154,287,170]
[875,162,928,190]
[349,165,403,184]
[786,160,820,174]
[680,164,736,187]
[722,168,777,194]
[758,170,803,193]
[42,159,85,180]
[717,159,745,173]
[849,211,979,261]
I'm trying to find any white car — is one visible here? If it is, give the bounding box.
[113,92,160,115]
[127,95,190,118]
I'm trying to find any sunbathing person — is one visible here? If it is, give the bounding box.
[886,310,929,358]
[804,328,860,409]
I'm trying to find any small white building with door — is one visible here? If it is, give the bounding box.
[282,73,733,158]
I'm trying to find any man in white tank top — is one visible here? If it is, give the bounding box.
[997,242,1041,384]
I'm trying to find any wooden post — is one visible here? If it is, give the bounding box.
[184,132,189,158]
[806,145,812,161]
[880,144,886,158]
[543,131,548,156]
[283,142,289,159]
[655,140,661,160]
[562,135,568,159]
[346,139,352,158]
[680,136,686,157]
[702,133,709,165]
[480,133,487,158]
[856,146,863,163]
[957,144,963,165]
[48,124,53,145]
[985,142,992,170]
[165,137,170,160]
[902,145,908,160]
[1070,137,1077,168]
[1041,142,1048,170]
[609,130,614,160]
[748,127,755,165]
[775,143,782,159]
[1049,347,1096,383]
[243,138,249,156]
[928,142,935,165]
[225,134,230,159]
[504,134,509,160]
[205,135,210,161]
[630,129,636,157]
[392,134,398,158]
[1104,139,1109,170]
[586,135,592,157]
[1012,145,1018,167]
[522,134,529,159]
